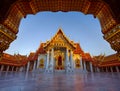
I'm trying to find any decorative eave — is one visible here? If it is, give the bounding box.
[82,53,93,62]
[44,28,76,50]
[0,53,28,66]
[37,43,46,54]
[73,43,84,54]
[34,43,46,60]
[92,53,120,67]
[98,59,120,67]
[28,52,36,62]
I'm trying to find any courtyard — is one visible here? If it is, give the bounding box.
[0,71,120,91]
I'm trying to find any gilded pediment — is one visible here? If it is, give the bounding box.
[44,28,75,50]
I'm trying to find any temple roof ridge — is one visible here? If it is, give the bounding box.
[56,28,64,34]
[44,28,76,49]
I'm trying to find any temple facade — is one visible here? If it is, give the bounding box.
[0,29,120,73]
[36,29,86,73]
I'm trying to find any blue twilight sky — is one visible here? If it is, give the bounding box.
[5,12,116,56]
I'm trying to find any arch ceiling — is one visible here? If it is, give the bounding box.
[0,0,120,58]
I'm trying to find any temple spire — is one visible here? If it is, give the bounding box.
[57,28,64,34]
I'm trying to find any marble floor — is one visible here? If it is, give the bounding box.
[0,71,120,91]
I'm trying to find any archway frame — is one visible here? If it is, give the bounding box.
[0,0,120,59]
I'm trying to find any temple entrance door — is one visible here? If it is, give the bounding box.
[58,56,62,67]
[55,55,64,70]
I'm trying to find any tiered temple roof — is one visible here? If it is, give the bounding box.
[93,54,120,67]
[0,53,28,66]
[73,43,84,54]
[82,53,93,62]
[28,52,36,62]
[44,29,76,50]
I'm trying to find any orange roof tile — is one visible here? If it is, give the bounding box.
[28,52,35,61]
[82,53,93,61]
[92,53,120,67]
[34,43,47,60]
[37,43,46,54]
[73,43,84,54]
[0,53,28,66]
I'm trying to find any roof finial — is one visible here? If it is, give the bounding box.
[58,26,62,29]
[58,26,64,32]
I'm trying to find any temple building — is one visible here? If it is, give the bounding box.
[0,29,120,73]
[34,29,92,73]
[28,29,93,73]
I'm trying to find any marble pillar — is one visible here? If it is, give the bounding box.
[116,66,119,72]
[12,66,14,71]
[0,65,4,71]
[27,62,30,72]
[50,48,54,71]
[37,57,40,69]
[46,51,49,70]
[80,57,83,70]
[19,67,23,72]
[90,62,93,72]
[97,67,100,72]
[70,51,73,69]
[83,61,87,72]
[110,67,113,72]
[65,49,68,69]
[7,66,10,72]
[16,67,18,71]
[66,49,70,72]
[33,61,36,71]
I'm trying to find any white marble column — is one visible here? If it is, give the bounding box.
[7,66,10,72]
[37,57,40,69]
[116,66,119,72]
[90,62,93,72]
[65,48,69,71]
[83,61,87,72]
[19,67,23,72]
[70,51,74,69]
[66,49,69,66]
[80,57,83,70]
[46,51,49,70]
[33,61,36,71]
[12,66,14,71]
[73,58,75,68]
[97,67,100,72]
[0,65,4,71]
[110,67,113,72]
[27,62,30,72]
[66,49,69,61]
[73,60,76,68]
[16,67,18,71]
[50,48,54,70]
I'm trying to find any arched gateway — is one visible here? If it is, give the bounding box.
[0,0,120,60]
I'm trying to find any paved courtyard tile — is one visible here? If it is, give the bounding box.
[0,72,120,91]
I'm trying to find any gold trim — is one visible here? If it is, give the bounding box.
[106,29,120,40]
[0,29,14,40]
